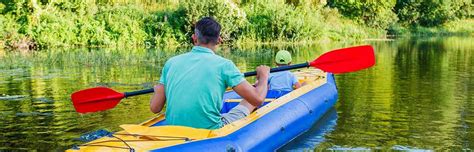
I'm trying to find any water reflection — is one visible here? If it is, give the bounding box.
[0,36,473,150]
[279,108,338,151]
[314,37,473,151]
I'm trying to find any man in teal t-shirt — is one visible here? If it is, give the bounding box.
[150,17,270,129]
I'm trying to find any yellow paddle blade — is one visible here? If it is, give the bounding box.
[120,125,212,140]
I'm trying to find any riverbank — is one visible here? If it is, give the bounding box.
[0,1,472,50]
[389,19,474,36]
[0,1,382,50]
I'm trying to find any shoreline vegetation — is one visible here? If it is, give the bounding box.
[0,0,472,51]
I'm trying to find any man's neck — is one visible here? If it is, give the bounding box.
[197,44,216,52]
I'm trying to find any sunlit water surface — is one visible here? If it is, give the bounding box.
[0,36,473,151]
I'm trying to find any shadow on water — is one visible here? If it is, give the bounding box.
[0,36,473,150]
[278,108,338,151]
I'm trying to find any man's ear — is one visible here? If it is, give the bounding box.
[192,34,197,45]
[217,37,223,44]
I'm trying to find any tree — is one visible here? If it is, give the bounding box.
[327,0,398,29]
[395,0,473,27]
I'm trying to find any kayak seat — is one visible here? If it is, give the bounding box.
[121,124,211,140]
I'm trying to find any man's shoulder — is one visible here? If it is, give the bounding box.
[216,55,233,63]
[201,53,231,62]
[165,52,234,69]
[166,52,191,63]
[206,54,234,66]
[167,52,230,61]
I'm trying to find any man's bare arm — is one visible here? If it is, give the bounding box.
[233,65,270,110]
[150,84,166,113]
[233,81,267,107]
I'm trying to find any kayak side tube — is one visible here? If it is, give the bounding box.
[153,73,338,151]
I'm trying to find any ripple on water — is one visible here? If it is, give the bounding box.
[0,95,27,100]
[2,37,474,150]
[93,82,154,88]
[33,97,54,103]
[15,112,54,117]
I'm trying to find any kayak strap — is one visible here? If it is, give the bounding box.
[73,126,201,151]
[77,134,134,151]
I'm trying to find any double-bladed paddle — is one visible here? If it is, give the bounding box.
[71,45,375,113]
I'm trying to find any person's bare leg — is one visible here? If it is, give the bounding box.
[239,99,257,112]
[221,99,255,125]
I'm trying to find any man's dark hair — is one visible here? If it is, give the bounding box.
[194,17,221,44]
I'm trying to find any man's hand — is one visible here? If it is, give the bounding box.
[233,65,270,111]
[256,65,270,80]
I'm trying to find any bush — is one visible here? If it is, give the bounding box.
[387,24,409,36]
[442,19,474,34]
[0,14,30,49]
[0,0,383,49]
[94,5,148,46]
[238,0,379,43]
[327,0,399,30]
[143,9,187,47]
[142,0,249,46]
[178,0,247,42]
[395,0,473,27]
[241,0,313,41]
[1,1,152,48]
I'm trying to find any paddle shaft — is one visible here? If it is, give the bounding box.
[243,62,309,77]
[123,62,310,98]
[124,88,154,97]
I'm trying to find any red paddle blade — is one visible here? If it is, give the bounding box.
[310,45,375,74]
[71,87,125,113]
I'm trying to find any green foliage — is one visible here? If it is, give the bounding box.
[238,0,379,43]
[411,19,474,36]
[327,0,398,30]
[387,24,409,36]
[143,12,185,47]
[442,19,474,34]
[454,0,473,18]
[143,0,249,46]
[395,0,472,27]
[1,0,382,49]
[0,2,4,12]
[388,19,474,36]
[0,1,153,48]
[0,13,28,49]
[179,0,247,42]
[1,0,470,49]
[241,0,316,41]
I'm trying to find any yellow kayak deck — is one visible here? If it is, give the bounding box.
[68,69,327,152]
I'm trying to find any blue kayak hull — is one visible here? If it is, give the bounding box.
[152,73,338,151]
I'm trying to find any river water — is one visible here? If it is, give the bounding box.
[0,36,472,151]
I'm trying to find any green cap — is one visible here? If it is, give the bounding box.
[275,50,292,64]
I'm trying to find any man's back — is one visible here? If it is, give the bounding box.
[159,46,243,129]
[150,17,269,130]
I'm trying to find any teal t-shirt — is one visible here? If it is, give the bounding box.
[159,46,244,129]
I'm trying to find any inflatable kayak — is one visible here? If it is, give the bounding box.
[68,69,338,152]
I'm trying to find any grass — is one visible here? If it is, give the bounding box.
[0,0,382,50]
[388,19,474,36]
[1,1,471,50]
